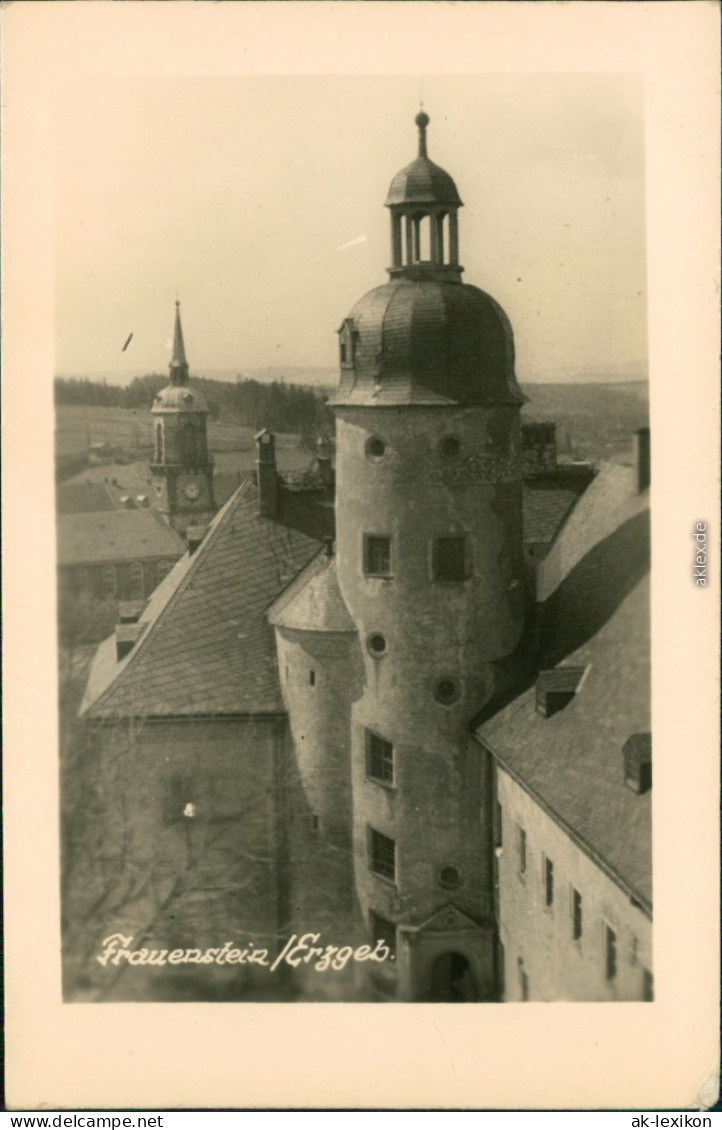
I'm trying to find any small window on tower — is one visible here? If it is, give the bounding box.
[571,887,583,940]
[365,730,394,785]
[605,924,617,981]
[433,677,461,706]
[642,968,654,1001]
[368,827,396,882]
[439,866,460,889]
[366,632,388,657]
[370,911,396,956]
[433,536,468,582]
[517,824,527,877]
[364,535,392,577]
[543,855,554,907]
[365,436,386,462]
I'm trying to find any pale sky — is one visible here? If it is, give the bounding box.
[54,73,647,383]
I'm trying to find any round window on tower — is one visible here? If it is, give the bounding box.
[366,632,388,657]
[433,676,461,706]
[438,435,461,460]
[439,866,461,890]
[365,436,386,462]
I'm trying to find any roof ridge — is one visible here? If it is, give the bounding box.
[84,481,250,716]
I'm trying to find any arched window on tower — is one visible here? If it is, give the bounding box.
[155,423,164,462]
[129,563,144,600]
[181,423,198,464]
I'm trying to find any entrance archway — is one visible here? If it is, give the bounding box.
[429,952,478,1002]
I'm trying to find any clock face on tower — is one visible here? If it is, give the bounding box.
[183,481,200,501]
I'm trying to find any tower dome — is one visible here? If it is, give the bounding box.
[385,111,462,210]
[332,113,525,408]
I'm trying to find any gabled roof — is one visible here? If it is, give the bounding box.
[477,463,652,910]
[57,508,185,567]
[56,482,120,514]
[479,576,651,911]
[81,481,320,719]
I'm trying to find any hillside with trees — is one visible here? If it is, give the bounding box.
[55,373,333,450]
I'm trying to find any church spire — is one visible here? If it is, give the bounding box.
[169,300,189,385]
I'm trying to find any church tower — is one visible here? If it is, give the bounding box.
[331,113,528,1001]
[150,302,216,536]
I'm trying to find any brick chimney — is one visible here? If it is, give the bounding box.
[521,422,557,477]
[255,428,279,519]
[633,427,650,493]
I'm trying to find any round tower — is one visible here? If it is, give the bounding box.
[331,113,528,1002]
[150,302,216,536]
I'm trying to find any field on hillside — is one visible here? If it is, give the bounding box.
[56,380,650,476]
[55,404,311,478]
[55,404,294,458]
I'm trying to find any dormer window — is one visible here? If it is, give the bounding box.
[535,667,587,719]
[338,318,357,369]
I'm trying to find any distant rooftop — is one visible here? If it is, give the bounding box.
[57,508,185,567]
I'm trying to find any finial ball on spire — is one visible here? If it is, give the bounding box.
[415,110,430,130]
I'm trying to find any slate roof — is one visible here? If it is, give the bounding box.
[56,482,120,514]
[385,155,462,208]
[268,553,355,634]
[57,509,185,567]
[332,280,525,409]
[477,464,652,911]
[521,478,586,547]
[81,481,321,719]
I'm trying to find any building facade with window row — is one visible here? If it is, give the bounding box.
[57,508,185,603]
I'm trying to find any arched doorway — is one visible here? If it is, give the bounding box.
[429,952,478,1002]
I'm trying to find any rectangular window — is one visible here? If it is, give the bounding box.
[517,824,527,876]
[605,925,617,981]
[642,968,654,1001]
[370,911,396,956]
[309,670,315,686]
[519,960,529,1001]
[494,800,503,848]
[366,730,394,784]
[364,535,392,577]
[433,535,467,582]
[368,827,396,881]
[571,888,583,940]
[543,856,554,907]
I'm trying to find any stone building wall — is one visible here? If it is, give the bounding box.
[495,766,652,1002]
